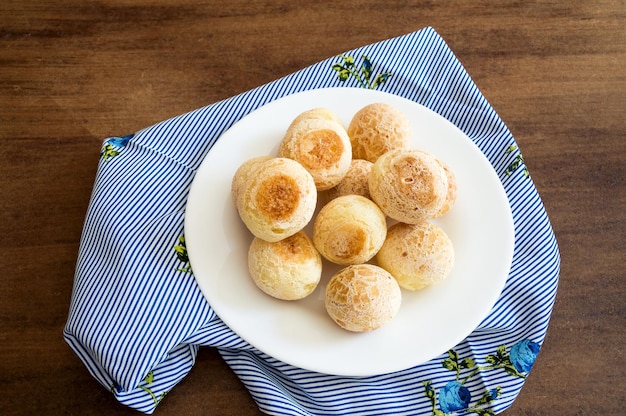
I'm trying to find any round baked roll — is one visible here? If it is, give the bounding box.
[325,264,401,332]
[376,221,455,291]
[233,157,317,242]
[369,148,448,224]
[278,116,352,191]
[347,102,411,162]
[313,194,387,265]
[326,159,374,201]
[248,231,322,300]
[433,158,457,218]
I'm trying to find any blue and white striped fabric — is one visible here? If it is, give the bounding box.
[64,27,560,415]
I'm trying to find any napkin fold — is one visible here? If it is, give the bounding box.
[64,27,560,415]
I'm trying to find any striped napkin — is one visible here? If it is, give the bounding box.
[64,27,560,415]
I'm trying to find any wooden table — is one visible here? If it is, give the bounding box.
[1,1,624,414]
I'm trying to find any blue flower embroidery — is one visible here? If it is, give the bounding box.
[439,381,472,413]
[510,339,540,373]
[423,339,540,415]
[107,135,132,147]
[101,133,134,162]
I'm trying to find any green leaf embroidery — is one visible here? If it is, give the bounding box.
[372,72,391,89]
[362,56,373,79]
[144,371,154,384]
[101,144,119,162]
[331,54,391,89]
[460,357,475,369]
[424,381,436,400]
[504,144,529,177]
[503,364,526,379]
[174,235,192,273]
[138,371,168,406]
[423,381,440,414]
[496,344,507,357]
[442,358,457,371]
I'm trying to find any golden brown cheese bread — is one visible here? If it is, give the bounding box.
[325,264,401,332]
[232,157,317,242]
[376,221,455,291]
[248,231,322,300]
[326,158,374,201]
[313,194,387,265]
[347,102,411,163]
[369,148,448,224]
[278,115,352,191]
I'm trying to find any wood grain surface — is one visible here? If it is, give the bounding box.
[1,1,624,415]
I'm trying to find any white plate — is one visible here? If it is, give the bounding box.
[185,87,514,376]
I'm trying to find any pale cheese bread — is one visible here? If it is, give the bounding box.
[313,194,387,266]
[376,221,455,291]
[325,264,401,332]
[248,231,322,300]
[347,102,411,163]
[326,158,374,201]
[369,148,448,224]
